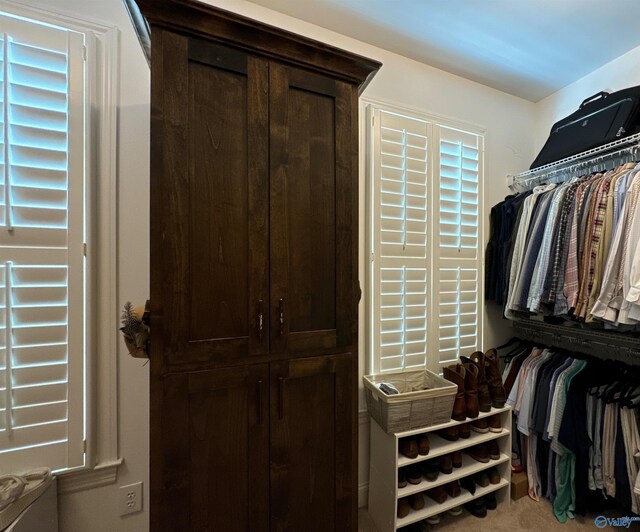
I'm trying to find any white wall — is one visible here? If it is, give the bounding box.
[10,0,537,527]
[536,44,640,150]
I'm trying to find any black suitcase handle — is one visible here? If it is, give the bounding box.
[580,91,609,108]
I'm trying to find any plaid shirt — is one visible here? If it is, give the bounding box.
[564,179,592,310]
[578,173,614,318]
[547,181,579,303]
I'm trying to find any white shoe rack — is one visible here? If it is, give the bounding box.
[367,406,511,530]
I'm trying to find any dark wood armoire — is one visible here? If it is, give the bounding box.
[135,1,380,530]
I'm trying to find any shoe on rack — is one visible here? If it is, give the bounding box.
[459,422,471,439]
[471,417,489,433]
[443,364,467,421]
[445,480,461,498]
[484,348,506,408]
[464,352,492,412]
[488,414,502,433]
[426,485,448,504]
[460,475,476,495]
[488,440,500,460]
[407,465,422,485]
[408,493,425,511]
[399,438,419,459]
[467,444,489,463]
[489,467,500,485]
[485,493,497,510]
[440,453,453,474]
[418,434,430,455]
[447,506,463,517]
[422,460,439,482]
[474,472,490,487]
[452,449,462,468]
[464,497,487,518]
[397,498,411,518]
[398,469,407,489]
[439,425,459,441]
[461,362,479,418]
[425,513,442,525]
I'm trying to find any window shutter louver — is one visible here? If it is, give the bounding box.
[437,126,480,259]
[373,109,429,373]
[0,15,85,473]
[435,125,482,369]
[436,267,479,367]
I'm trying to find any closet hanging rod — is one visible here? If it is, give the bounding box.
[511,318,640,366]
[507,132,640,192]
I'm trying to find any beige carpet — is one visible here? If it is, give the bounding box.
[359,496,628,531]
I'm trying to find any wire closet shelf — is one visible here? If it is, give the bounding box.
[507,132,640,192]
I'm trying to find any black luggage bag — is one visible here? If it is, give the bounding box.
[530,86,640,169]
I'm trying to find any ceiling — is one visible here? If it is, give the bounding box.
[249,0,640,102]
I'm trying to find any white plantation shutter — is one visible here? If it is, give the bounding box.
[369,104,483,374]
[434,125,483,369]
[436,267,479,367]
[437,126,480,259]
[372,108,429,373]
[0,14,85,472]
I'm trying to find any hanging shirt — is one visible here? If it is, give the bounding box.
[505,184,555,318]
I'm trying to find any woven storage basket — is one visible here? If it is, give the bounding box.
[363,369,456,434]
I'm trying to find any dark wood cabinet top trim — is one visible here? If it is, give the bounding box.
[134,0,381,92]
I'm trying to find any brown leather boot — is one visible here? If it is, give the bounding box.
[467,444,489,463]
[438,425,459,441]
[488,414,502,433]
[443,364,466,421]
[488,440,500,460]
[397,498,411,518]
[471,416,488,433]
[484,348,506,408]
[461,363,479,418]
[445,480,461,498]
[440,453,453,474]
[426,485,448,504]
[452,449,462,468]
[408,493,425,510]
[459,422,471,439]
[465,351,492,412]
[399,438,418,459]
[417,434,430,455]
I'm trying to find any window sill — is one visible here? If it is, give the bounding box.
[57,458,123,495]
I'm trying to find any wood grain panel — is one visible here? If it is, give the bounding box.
[270,354,353,532]
[187,365,269,532]
[269,64,355,355]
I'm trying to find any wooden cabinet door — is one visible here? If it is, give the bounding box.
[269,63,357,355]
[151,31,269,370]
[270,354,355,531]
[152,365,269,532]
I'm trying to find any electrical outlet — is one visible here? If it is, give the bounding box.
[119,482,143,515]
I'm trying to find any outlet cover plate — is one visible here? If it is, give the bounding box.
[119,482,143,515]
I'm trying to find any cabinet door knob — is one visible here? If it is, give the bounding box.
[279,298,285,336]
[257,299,264,340]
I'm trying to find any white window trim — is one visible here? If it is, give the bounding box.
[0,1,121,493]
[362,96,486,376]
